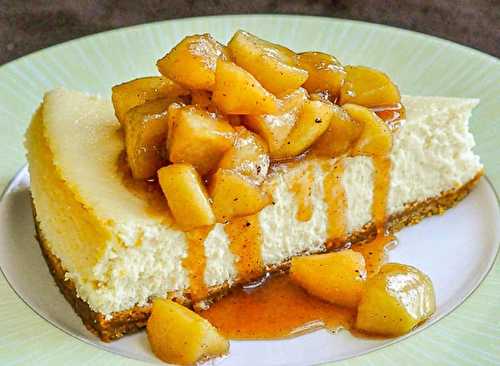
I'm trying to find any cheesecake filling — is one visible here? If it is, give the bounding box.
[26,89,481,316]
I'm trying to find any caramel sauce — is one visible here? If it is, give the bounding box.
[352,155,397,276]
[371,155,392,231]
[200,273,355,339]
[352,236,396,277]
[116,151,173,223]
[225,215,264,283]
[183,226,212,301]
[371,103,406,129]
[290,164,315,221]
[322,160,347,249]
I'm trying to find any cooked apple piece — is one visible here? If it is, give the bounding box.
[339,66,401,107]
[356,263,436,337]
[244,88,308,154]
[168,105,235,175]
[191,90,213,110]
[311,104,363,157]
[166,102,183,151]
[157,34,229,90]
[308,91,330,102]
[123,99,172,179]
[271,99,334,160]
[209,169,270,222]
[147,298,229,365]
[244,113,295,155]
[112,76,187,123]
[343,104,392,156]
[227,115,243,126]
[212,60,280,115]
[290,250,366,308]
[218,127,270,185]
[278,87,309,111]
[297,52,346,97]
[228,30,308,95]
[158,164,215,229]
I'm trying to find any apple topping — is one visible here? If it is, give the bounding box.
[209,169,270,222]
[112,76,187,123]
[311,104,363,158]
[123,98,171,179]
[356,263,436,336]
[158,163,215,230]
[271,99,335,160]
[290,250,367,308]
[297,51,346,98]
[167,105,235,176]
[217,127,270,186]
[343,103,392,156]
[228,30,308,95]
[112,30,403,234]
[212,59,280,115]
[157,34,229,90]
[340,66,401,107]
[147,298,229,365]
[244,87,308,154]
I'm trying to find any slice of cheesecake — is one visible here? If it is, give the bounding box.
[25,88,482,341]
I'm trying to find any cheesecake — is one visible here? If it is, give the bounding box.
[24,31,484,346]
[25,88,482,341]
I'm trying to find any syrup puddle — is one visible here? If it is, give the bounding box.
[199,273,355,340]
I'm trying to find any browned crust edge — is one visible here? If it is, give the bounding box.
[34,171,483,342]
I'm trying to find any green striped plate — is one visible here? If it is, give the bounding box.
[0,15,499,366]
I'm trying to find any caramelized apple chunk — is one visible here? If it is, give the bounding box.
[340,66,400,107]
[209,169,270,222]
[157,34,229,90]
[191,90,214,111]
[123,99,171,179]
[311,104,363,157]
[212,60,280,115]
[158,164,215,229]
[112,76,187,123]
[290,250,367,308]
[343,104,392,156]
[147,298,229,366]
[271,99,334,160]
[297,52,346,97]
[356,263,436,336]
[167,105,235,175]
[218,127,270,185]
[244,88,308,154]
[228,30,308,95]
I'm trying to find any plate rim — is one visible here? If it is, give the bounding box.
[1,14,499,365]
[1,165,499,365]
[0,14,498,76]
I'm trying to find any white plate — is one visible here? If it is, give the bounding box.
[1,166,498,365]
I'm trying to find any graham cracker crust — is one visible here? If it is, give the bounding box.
[34,172,482,342]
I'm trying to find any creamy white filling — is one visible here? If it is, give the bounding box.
[31,90,482,315]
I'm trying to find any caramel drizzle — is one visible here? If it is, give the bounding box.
[225,215,264,282]
[183,226,212,301]
[322,160,347,249]
[352,155,395,276]
[371,155,392,232]
[290,164,316,222]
